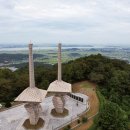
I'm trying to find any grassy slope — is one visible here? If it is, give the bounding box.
[72,81,99,130]
[88,90,106,130]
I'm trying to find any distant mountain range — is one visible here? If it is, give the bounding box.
[0,44,94,48]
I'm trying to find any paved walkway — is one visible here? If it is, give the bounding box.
[0,94,89,130]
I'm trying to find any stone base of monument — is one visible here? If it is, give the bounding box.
[24,103,42,125]
[53,95,65,113]
[23,118,44,129]
[51,108,69,117]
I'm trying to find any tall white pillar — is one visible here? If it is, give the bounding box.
[58,43,62,81]
[29,43,35,88]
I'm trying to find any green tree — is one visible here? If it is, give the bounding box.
[89,72,104,83]
[0,78,12,102]
[98,102,128,130]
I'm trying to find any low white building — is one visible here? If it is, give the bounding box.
[68,93,89,106]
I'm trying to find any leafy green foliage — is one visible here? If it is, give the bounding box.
[98,102,128,130]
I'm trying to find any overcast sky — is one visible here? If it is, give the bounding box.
[0,0,130,46]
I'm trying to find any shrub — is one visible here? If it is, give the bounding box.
[77,119,81,124]
[67,125,71,129]
[5,102,12,108]
[82,116,88,123]
[64,125,71,130]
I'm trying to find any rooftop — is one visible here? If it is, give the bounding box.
[47,80,72,93]
[15,87,47,103]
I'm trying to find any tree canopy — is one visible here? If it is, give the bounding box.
[98,102,128,130]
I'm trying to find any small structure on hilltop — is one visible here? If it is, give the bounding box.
[15,43,47,125]
[47,43,72,114]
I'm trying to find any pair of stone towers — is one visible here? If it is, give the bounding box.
[15,42,72,125]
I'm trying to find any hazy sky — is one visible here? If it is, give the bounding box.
[0,0,130,46]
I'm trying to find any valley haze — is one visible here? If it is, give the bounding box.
[0,44,130,69]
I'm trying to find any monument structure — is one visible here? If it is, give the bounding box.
[15,43,47,125]
[47,43,72,114]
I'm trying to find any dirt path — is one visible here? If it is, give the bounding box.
[72,81,99,130]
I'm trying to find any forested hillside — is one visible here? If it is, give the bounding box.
[0,54,130,129]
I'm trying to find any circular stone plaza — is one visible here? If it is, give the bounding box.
[0,43,90,130]
[0,93,89,130]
